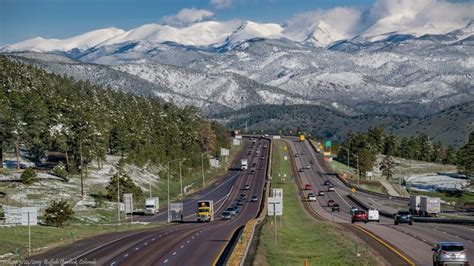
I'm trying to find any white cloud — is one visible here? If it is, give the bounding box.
[211,0,232,9]
[163,8,215,27]
[284,7,362,45]
[363,0,474,36]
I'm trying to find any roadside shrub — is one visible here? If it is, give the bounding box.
[43,199,74,227]
[0,205,4,219]
[51,162,68,181]
[21,167,37,185]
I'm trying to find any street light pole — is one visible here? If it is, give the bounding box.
[179,160,183,198]
[117,174,120,223]
[356,155,360,186]
[166,158,186,223]
[201,153,205,188]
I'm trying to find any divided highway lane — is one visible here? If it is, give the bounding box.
[287,138,474,265]
[100,138,270,266]
[29,138,268,266]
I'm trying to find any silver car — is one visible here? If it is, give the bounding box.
[432,242,468,265]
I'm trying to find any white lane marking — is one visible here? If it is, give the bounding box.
[124,253,129,258]
[172,251,177,256]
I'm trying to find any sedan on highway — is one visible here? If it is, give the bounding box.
[318,191,325,196]
[305,164,311,169]
[394,210,413,225]
[349,207,359,215]
[226,207,238,215]
[327,200,335,207]
[308,193,316,201]
[332,204,340,212]
[324,180,331,186]
[304,184,312,190]
[299,168,304,172]
[432,242,468,266]
[351,210,368,223]
[328,185,335,192]
[221,211,232,220]
[251,195,258,202]
[244,184,250,190]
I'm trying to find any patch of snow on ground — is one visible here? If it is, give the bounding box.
[406,174,471,192]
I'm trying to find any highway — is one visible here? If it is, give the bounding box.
[285,137,474,265]
[28,137,270,266]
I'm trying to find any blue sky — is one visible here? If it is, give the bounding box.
[0,0,375,45]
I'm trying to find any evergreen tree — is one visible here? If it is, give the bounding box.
[444,145,457,165]
[21,167,37,185]
[357,148,377,178]
[380,155,395,180]
[106,171,144,204]
[458,131,474,176]
[384,134,399,156]
[43,199,74,227]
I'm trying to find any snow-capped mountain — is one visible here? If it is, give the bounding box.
[1,28,125,53]
[1,19,473,119]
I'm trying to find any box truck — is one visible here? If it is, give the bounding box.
[144,197,159,215]
[197,200,214,222]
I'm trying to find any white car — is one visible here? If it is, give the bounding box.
[308,193,317,201]
[368,209,380,222]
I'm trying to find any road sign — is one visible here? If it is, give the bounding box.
[324,141,332,147]
[209,158,220,168]
[272,188,283,198]
[351,187,356,193]
[268,197,283,216]
[232,138,241,146]
[21,207,38,226]
[124,193,133,214]
[170,202,184,222]
[220,148,229,156]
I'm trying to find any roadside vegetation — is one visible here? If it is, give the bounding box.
[0,221,165,260]
[254,140,378,265]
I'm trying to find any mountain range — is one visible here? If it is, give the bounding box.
[1,19,473,145]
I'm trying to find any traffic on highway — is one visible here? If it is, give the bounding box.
[287,137,473,265]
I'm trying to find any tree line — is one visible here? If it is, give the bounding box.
[336,126,473,177]
[0,56,229,178]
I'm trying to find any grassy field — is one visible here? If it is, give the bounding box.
[0,222,165,259]
[254,140,378,265]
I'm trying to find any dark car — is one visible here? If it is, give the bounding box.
[221,211,232,220]
[225,207,237,215]
[304,184,312,190]
[251,195,258,202]
[324,180,331,186]
[327,200,335,207]
[237,199,245,206]
[394,210,413,225]
[295,153,299,157]
[332,204,340,212]
[244,184,250,190]
[352,210,368,223]
[299,168,304,172]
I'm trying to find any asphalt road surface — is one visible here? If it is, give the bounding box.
[28,137,270,266]
[286,137,474,265]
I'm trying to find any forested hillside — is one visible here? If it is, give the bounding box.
[0,56,229,172]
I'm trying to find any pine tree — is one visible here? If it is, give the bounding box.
[444,145,457,165]
[43,199,74,227]
[380,155,395,180]
[458,131,474,176]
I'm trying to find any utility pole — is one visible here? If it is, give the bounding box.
[179,160,183,197]
[167,162,171,223]
[201,153,205,188]
[117,174,120,223]
[28,211,31,256]
[356,155,360,186]
[79,141,84,199]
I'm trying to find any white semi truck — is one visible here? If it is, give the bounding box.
[409,195,440,217]
[241,159,248,170]
[144,197,159,215]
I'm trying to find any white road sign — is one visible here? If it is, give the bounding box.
[268,197,283,216]
[272,188,283,199]
[220,148,230,156]
[124,193,134,214]
[21,207,38,226]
